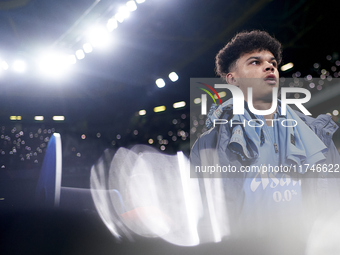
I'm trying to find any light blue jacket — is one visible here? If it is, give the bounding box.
[190,103,340,234]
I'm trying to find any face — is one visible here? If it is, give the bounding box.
[226,50,279,103]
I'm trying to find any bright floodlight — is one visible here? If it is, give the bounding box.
[156,78,165,88]
[53,116,65,121]
[154,105,166,113]
[115,13,125,23]
[86,26,111,48]
[126,0,137,11]
[75,49,85,60]
[67,55,77,65]
[10,116,22,121]
[118,6,130,18]
[107,18,118,32]
[169,72,179,82]
[173,101,186,109]
[1,61,8,70]
[12,60,26,73]
[139,110,146,115]
[114,5,130,23]
[83,43,93,53]
[34,116,44,121]
[281,62,294,72]
[136,0,145,3]
[38,52,74,78]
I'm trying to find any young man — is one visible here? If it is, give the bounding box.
[190,30,340,236]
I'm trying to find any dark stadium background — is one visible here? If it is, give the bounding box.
[0,0,340,254]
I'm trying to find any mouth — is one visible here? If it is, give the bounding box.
[264,75,277,85]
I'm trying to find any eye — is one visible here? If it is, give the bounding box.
[271,61,277,67]
[251,60,259,65]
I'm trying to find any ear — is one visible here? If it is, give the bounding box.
[226,73,237,85]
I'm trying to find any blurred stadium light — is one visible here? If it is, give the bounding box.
[10,116,22,121]
[83,43,93,53]
[37,52,74,78]
[126,0,138,11]
[53,116,65,121]
[85,26,112,49]
[115,6,130,23]
[35,116,44,121]
[169,72,179,82]
[154,106,166,113]
[1,60,8,70]
[12,60,27,73]
[106,18,118,32]
[156,78,166,88]
[173,101,186,109]
[75,49,85,60]
[281,62,294,72]
[139,110,147,116]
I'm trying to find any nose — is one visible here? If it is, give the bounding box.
[264,62,274,72]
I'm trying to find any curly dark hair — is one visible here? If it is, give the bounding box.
[215,30,282,78]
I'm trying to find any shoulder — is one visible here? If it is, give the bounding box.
[294,110,338,137]
[294,110,339,150]
[191,110,233,156]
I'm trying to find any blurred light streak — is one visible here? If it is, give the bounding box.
[1,60,8,70]
[75,49,85,60]
[90,145,206,246]
[107,18,118,32]
[10,116,21,121]
[118,6,130,19]
[115,13,125,23]
[86,26,111,48]
[67,55,77,65]
[281,62,294,72]
[34,116,44,121]
[139,109,146,115]
[154,105,166,112]
[90,152,128,239]
[177,151,200,245]
[204,178,222,242]
[12,60,26,73]
[83,43,93,53]
[126,0,137,11]
[199,149,230,242]
[53,116,65,121]
[38,52,73,78]
[173,101,186,109]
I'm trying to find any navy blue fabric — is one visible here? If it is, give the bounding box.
[35,135,57,206]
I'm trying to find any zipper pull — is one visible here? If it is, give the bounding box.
[274,143,279,153]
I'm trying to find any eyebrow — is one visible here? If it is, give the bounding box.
[245,56,277,62]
